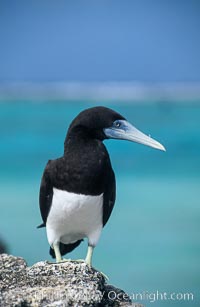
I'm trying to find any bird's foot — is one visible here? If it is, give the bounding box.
[46,258,72,264]
[57,258,72,263]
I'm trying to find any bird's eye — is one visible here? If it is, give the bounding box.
[113,121,121,128]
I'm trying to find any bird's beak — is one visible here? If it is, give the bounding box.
[104,120,166,151]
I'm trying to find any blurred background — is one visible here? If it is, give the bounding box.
[0,1,200,306]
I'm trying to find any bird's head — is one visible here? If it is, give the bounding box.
[67,106,165,151]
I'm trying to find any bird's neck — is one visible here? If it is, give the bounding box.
[64,128,103,156]
[62,133,112,195]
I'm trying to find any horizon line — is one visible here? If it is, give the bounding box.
[0,81,200,102]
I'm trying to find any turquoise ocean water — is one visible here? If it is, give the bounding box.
[0,100,200,306]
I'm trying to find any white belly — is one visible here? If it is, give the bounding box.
[46,187,103,247]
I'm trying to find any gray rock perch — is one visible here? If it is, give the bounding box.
[0,254,143,307]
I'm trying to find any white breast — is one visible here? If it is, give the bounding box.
[46,188,103,247]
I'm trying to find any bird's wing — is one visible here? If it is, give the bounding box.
[103,169,116,227]
[38,160,54,227]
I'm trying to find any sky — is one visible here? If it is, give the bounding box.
[0,0,200,83]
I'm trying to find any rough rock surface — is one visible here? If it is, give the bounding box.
[0,254,143,307]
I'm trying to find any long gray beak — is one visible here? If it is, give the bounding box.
[104,120,166,151]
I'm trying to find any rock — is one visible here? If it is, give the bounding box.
[0,254,143,307]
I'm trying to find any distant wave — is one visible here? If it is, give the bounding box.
[0,81,200,102]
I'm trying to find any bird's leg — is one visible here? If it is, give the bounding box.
[53,242,71,263]
[50,242,71,263]
[53,242,62,262]
[85,245,93,267]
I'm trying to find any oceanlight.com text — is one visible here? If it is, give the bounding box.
[32,288,195,304]
[107,289,194,303]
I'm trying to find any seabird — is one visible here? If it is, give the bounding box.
[38,106,165,267]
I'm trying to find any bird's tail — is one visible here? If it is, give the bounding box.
[37,223,45,228]
[49,239,83,258]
